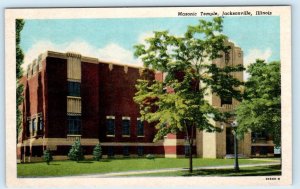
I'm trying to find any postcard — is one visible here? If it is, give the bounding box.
[5,6,291,187]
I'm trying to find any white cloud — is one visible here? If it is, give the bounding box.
[23,40,57,70]
[22,40,142,70]
[64,40,99,58]
[98,43,142,66]
[243,48,272,80]
[138,31,155,45]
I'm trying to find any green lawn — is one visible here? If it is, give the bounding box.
[123,165,281,177]
[17,158,280,177]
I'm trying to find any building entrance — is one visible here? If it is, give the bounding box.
[226,127,234,154]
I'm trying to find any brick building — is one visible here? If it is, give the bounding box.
[17,42,276,162]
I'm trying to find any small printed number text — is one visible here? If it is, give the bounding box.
[266,178,280,180]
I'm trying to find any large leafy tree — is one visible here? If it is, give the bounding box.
[134,17,244,173]
[236,60,281,147]
[16,19,25,143]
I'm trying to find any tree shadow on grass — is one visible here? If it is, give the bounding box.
[74,159,112,163]
[100,159,111,162]
[48,163,60,166]
[182,165,281,177]
[77,161,94,164]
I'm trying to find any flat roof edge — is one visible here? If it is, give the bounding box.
[46,50,144,69]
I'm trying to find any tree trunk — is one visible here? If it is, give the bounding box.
[185,122,194,173]
[189,140,193,173]
[189,124,194,173]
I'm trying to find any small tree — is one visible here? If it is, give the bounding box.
[43,149,53,165]
[68,139,84,162]
[93,143,102,161]
[236,60,281,147]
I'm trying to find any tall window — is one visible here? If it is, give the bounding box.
[32,118,36,136]
[185,144,190,157]
[33,62,38,74]
[123,146,129,157]
[137,146,144,157]
[137,119,144,136]
[27,65,31,78]
[122,117,130,136]
[26,120,30,137]
[38,117,43,135]
[106,117,115,136]
[68,116,81,135]
[68,81,81,97]
[225,51,230,64]
[108,147,114,157]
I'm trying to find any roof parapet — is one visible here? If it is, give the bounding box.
[23,50,146,77]
[66,52,82,59]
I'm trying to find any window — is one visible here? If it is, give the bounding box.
[27,66,31,78]
[252,130,270,142]
[260,147,268,155]
[106,117,115,136]
[225,51,230,64]
[123,146,129,157]
[32,118,36,136]
[185,145,190,157]
[26,120,30,137]
[33,62,38,74]
[137,146,144,157]
[68,81,81,97]
[107,147,114,157]
[122,117,130,136]
[68,116,81,135]
[38,117,43,135]
[221,96,232,105]
[38,54,43,71]
[38,117,43,131]
[137,119,144,136]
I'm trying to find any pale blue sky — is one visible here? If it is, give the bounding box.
[20,16,280,70]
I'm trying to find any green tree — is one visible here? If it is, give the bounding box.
[93,143,102,161]
[236,60,281,147]
[43,149,53,165]
[68,140,84,162]
[16,19,25,143]
[134,17,244,173]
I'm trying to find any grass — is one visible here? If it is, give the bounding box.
[17,158,280,177]
[123,165,282,177]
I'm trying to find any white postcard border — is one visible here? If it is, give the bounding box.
[5,6,291,187]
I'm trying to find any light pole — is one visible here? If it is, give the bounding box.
[231,120,240,172]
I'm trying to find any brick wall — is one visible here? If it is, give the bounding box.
[98,63,156,143]
[46,57,68,138]
[81,62,100,138]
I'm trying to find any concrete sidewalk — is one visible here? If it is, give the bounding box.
[66,162,281,178]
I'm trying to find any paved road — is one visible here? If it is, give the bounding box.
[65,162,280,178]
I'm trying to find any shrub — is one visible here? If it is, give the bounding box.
[68,139,84,161]
[146,154,155,160]
[43,149,53,165]
[93,143,102,161]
